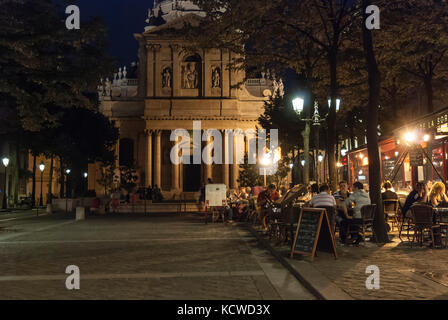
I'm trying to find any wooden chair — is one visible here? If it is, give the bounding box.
[410,204,439,247]
[384,199,400,231]
[346,204,376,244]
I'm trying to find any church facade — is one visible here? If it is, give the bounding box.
[89,0,276,198]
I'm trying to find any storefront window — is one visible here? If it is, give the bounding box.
[430,143,445,182]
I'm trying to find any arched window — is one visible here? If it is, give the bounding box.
[119,138,134,167]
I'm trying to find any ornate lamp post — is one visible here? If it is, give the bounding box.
[260,154,272,187]
[65,169,70,213]
[39,163,45,207]
[292,97,313,185]
[2,157,9,210]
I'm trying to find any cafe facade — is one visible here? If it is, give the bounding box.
[346,106,448,190]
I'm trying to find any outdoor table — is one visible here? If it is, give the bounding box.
[433,207,448,224]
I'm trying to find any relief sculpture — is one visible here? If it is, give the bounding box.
[211,66,221,88]
[162,67,172,89]
[181,62,198,89]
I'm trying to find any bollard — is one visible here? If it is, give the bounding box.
[76,206,85,221]
[46,204,53,214]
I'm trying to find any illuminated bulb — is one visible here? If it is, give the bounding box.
[404,131,417,143]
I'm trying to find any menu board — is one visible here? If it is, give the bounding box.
[409,149,423,167]
[205,184,227,207]
[290,208,338,262]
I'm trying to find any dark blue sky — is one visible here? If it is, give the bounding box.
[76,0,151,67]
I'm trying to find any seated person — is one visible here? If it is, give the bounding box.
[257,184,280,230]
[219,204,234,223]
[428,181,448,207]
[234,187,249,220]
[310,184,336,208]
[402,182,427,217]
[382,181,398,200]
[152,184,164,202]
[219,189,235,223]
[333,180,351,206]
[333,180,351,226]
[340,182,371,245]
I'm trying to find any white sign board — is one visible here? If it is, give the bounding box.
[205,184,227,207]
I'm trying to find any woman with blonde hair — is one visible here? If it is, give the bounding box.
[428,182,448,207]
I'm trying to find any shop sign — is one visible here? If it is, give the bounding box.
[418,112,448,130]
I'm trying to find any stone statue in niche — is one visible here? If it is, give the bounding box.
[162,67,172,89]
[211,66,221,88]
[181,62,198,89]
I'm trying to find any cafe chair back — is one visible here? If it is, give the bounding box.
[410,204,438,247]
[346,204,376,245]
[384,199,400,231]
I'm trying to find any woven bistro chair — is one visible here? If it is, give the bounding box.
[410,204,440,247]
[346,204,376,245]
[384,199,400,231]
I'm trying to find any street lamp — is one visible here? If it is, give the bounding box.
[292,97,305,114]
[260,154,271,187]
[2,157,9,210]
[65,168,70,213]
[341,143,347,157]
[39,162,45,207]
[84,172,88,178]
[318,153,324,162]
[328,98,341,112]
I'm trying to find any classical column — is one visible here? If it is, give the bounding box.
[154,130,162,188]
[145,130,152,186]
[171,135,180,190]
[114,121,121,169]
[222,130,229,187]
[232,134,240,189]
[204,131,213,182]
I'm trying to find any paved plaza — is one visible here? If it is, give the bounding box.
[0,211,314,300]
[254,226,448,300]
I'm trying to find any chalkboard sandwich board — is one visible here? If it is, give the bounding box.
[290,208,338,262]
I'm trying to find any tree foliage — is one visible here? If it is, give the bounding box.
[0,0,114,132]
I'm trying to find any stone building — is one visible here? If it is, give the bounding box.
[89,0,275,199]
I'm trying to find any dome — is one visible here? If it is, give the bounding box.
[146,0,205,30]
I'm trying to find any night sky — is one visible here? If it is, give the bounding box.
[76,0,152,67]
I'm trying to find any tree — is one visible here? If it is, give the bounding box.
[239,155,263,187]
[97,163,116,196]
[190,0,359,190]
[0,0,114,132]
[379,0,448,114]
[362,0,389,243]
[0,0,115,205]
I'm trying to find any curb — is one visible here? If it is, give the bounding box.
[246,224,354,300]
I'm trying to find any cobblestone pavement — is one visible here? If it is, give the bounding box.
[258,227,448,300]
[0,213,315,300]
